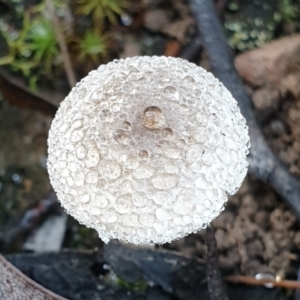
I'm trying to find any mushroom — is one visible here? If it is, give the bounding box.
[47,56,250,244]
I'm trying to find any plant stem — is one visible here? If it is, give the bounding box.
[45,0,76,88]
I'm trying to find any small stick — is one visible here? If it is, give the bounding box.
[181,0,227,62]
[226,275,300,290]
[45,0,76,88]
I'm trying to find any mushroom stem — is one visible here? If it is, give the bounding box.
[206,226,229,300]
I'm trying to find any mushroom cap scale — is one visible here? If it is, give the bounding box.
[47,56,250,244]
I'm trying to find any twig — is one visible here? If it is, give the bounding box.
[45,0,76,88]
[226,275,300,290]
[181,0,227,62]
[0,69,57,116]
[188,0,300,219]
[206,226,229,300]
[63,1,74,36]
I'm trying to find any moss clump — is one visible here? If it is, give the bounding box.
[224,0,300,52]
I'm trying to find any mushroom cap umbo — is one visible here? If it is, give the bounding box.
[47,56,250,244]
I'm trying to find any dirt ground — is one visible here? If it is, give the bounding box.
[1,57,300,282]
[1,0,300,286]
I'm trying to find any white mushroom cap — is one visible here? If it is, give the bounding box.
[47,56,250,244]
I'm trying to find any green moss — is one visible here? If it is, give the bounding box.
[225,17,275,52]
[75,0,127,25]
[275,0,299,23]
[225,0,299,52]
[116,277,148,292]
[0,0,115,89]
[0,12,60,88]
[26,18,59,74]
[75,29,109,71]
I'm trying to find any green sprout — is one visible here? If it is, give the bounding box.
[0,12,60,90]
[74,29,109,71]
[26,18,59,74]
[0,13,35,77]
[75,0,127,25]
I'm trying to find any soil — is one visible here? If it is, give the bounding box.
[167,176,300,280]
[1,0,300,292]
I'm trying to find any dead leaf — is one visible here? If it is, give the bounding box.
[0,254,67,300]
[164,40,181,57]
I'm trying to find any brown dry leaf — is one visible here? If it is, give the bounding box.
[164,40,181,57]
[0,254,67,300]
